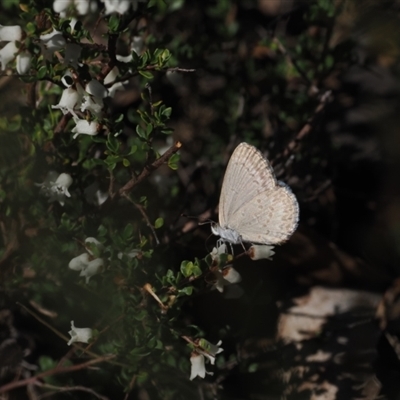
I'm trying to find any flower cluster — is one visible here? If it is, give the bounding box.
[68,237,104,283]
[0,24,31,74]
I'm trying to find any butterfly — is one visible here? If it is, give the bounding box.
[211,142,299,245]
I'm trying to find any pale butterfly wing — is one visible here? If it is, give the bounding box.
[218,142,299,245]
[219,143,276,225]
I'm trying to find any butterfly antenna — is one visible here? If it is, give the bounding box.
[181,213,214,226]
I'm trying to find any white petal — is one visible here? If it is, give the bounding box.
[104,66,118,85]
[16,52,31,75]
[248,244,275,260]
[52,87,81,114]
[85,80,108,98]
[79,258,104,283]
[53,0,72,13]
[190,353,206,380]
[75,0,96,15]
[221,266,241,284]
[101,0,131,14]
[67,320,93,345]
[68,253,90,271]
[108,81,126,98]
[116,53,132,63]
[40,29,66,52]
[80,95,103,116]
[0,41,18,70]
[54,173,73,196]
[72,119,99,138]
[0,25,22,42]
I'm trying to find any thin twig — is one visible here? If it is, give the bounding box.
[105,67,196,87]
[119,141,182,195]
[123,197,160,245]
[272,90,332,166]
[36,382,109,400]
[273,36,312,86]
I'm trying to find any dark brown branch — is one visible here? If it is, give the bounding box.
[54,113,72,135]
[119,141,182,196]
[96,34,118,82]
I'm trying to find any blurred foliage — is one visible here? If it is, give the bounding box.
[0,0,400,399]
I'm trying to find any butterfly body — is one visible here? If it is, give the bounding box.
[213,142,299,245]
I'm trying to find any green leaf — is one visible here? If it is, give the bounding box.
[179,286,193,296]
[123,223,134,239]
[122,158,130,167]
[26,22,36,34]
[161,107,172,118]
[168,153,179,170]
[180,260,201,278]
[136,125,146,139]
[139,70,154,80]
[108,14,120,32]
[154,217,164,229]
[37,66,47,80]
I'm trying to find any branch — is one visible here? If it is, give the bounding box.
[119,141,182,196]
[54,113,72,135]
[0,355,115,395]
[96,34,118,82]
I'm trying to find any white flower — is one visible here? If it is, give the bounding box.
[67,321,93,345]
[190,339,223,380]
[190,353,207,380]
[0,25,22,41]
[53,0,72,14]
[85,80,108,98]
[0,41,18,70]
[76,0,97,15]
[52,87,82,115]
[79,258,104,283]
[104,67,127,97]
[40,29,66,52]
[214,266,241,293]
[36,172,73,206]
[53,173,73,197]
[16,51,31,74]
[210,242,227,264]
[72,117,99,139]
[54,0,97,16]
[68,252,90,271]
[100,0,132,14]
[64,43,82,68]
[248,244,275,260]
[68,237,104,282]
